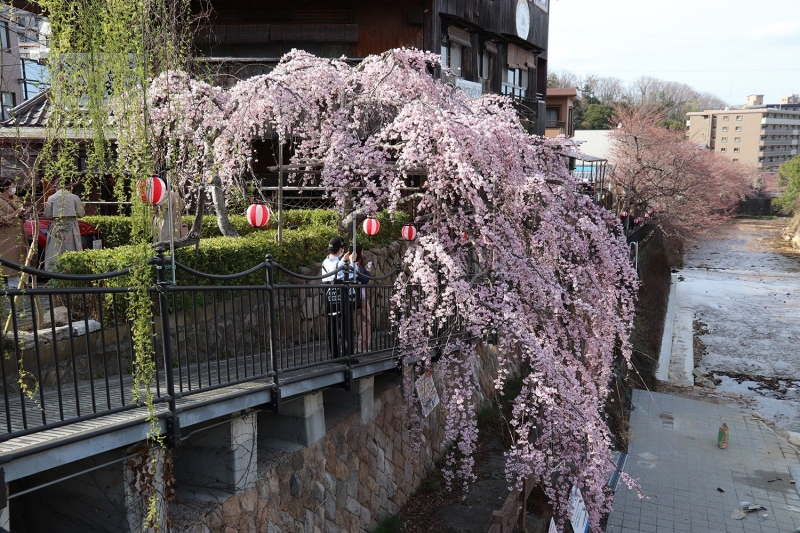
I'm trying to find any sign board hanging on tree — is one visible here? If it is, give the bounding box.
[414,369,440,417]
[568,486,589,533]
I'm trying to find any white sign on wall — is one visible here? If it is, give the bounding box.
[455,78,483,99]
[548,517,558,533]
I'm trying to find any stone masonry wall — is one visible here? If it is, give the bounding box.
[177,374,448,533]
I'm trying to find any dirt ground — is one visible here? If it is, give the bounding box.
[671,217,800,431]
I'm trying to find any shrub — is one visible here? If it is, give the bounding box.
[82,209,408,254]
[56,226,339,285]
[83,209,349,249]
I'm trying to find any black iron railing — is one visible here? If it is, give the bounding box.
[0,252,404,445]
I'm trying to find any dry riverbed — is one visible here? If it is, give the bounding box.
[673,218,800,433]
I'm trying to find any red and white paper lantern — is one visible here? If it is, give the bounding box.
[401,224,417,241]
[138,175,167,205]
[621,210,628,217]
[362,217,380,236]
[246,203,270,227]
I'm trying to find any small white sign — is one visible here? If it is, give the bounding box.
[92,239,102,250]
[548,517,558,533]
[414,369,440,417]
[568,486,589,533]
[455,78,483,99]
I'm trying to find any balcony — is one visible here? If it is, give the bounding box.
[761,116,800,126]
[759,148,793,157]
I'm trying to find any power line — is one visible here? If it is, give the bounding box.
[553,28,800,46]
[584,68,800,74]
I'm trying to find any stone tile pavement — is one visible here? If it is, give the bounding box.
[607,389,800,533]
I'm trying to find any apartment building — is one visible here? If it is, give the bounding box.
[687,94,800,172]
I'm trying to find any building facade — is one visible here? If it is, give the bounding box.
[687,94,800,172]
[544,87,575,137]
[196,0,549,134]
[0,6,47,120]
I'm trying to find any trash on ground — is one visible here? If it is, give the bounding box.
[740,501,751,506]
[767,477,782,482]
[743,504,767,512]
[730,510,746,520]
[716,487,725,492]
[758,514,769,522]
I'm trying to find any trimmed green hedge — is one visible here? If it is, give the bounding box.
[60,210,409,284]
[83,209,364,249]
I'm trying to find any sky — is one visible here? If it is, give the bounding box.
[547,0,800,106]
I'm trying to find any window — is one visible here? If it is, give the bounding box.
[723,116,729,121]
[722,126,728,132]
[441,40,463,77]
[720,147,727,152]
[721,137,728,142]
[441,27,471,79]
[449,43,462,77]
[0,22,8,50]
[734,137,740,142]
[503,44,533,98]
[545,107,559,128]
[733,148,740,153]
[735,126,742,131]
[479,44,495,80]
[736,115,742,121]
[733,158,739,162]
[1,92,15,121]
[502,68,528,98]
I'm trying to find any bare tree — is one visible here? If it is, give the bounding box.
[609,105,750,250]
[547,69,581,88]
[593,76,626,106]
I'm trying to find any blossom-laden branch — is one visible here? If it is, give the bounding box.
[129,48,638,531]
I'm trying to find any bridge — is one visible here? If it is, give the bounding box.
[0,249,451,531]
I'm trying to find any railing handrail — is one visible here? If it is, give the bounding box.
[173,260,268,281]
[0,256,133,281]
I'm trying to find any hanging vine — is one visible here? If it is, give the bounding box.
[30,0,197,528]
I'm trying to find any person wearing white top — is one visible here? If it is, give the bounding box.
[321,236,350,282]
[322,236,354,359]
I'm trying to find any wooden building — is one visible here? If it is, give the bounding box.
[196,0,549,134]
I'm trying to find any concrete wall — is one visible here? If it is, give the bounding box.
[172,373,448,533]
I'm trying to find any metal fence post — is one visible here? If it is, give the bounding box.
[342,261,355,390]
[155,248,180,447]
[265,254,281,412]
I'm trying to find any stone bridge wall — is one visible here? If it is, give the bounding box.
[172,343,506,533]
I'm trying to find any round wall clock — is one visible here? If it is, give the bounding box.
[515,0,531,39]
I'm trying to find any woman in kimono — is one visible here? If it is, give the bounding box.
[43,181,85,271]
[153,190,188,244]
[0,178,26,278]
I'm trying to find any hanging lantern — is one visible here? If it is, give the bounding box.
[362,217,380,236]
[401,224,417,241]
[246,203,270,227]
[645,212,651,219]
[462,231,469,240]
[138,175,167,205]
[621,210,628,217]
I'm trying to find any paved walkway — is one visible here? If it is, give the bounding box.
[607,389,800,533]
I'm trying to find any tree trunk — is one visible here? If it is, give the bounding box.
[209,174,239,237]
